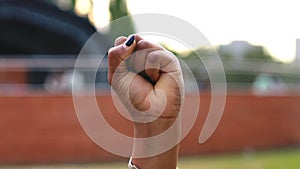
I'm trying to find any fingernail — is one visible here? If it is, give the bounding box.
[125,35,135,46]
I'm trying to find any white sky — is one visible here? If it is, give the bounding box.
[92,0,300,62]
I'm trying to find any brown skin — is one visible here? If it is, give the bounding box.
[108,35,183,169]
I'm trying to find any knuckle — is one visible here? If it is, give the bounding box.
[108,48,122,59]
[137,40,151,49]
[147,51,160,63]
[115,36,127,45]
[149,50,177,64]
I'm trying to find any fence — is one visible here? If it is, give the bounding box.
[0,56,299,95]
[0,56,300,164]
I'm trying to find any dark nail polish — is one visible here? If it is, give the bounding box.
[125,35,135,46]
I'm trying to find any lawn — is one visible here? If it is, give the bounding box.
[178,148,300,169]
[2,148,300,169]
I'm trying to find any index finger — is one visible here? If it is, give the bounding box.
[107,35,136,84]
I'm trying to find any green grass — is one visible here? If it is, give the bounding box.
[2,148,300,169]
[178,148,300,169]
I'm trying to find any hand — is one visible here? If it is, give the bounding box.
[107,35,183,169]
[108,35,184,123]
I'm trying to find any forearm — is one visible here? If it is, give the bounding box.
[132,117,180,169]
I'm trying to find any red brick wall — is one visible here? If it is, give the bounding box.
[0,93,300,164]
[0,71,27,83]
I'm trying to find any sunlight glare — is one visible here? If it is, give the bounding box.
[90,0,300,62]
[75,0,92,16]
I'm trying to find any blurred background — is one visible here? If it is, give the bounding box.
[0,0,300,168]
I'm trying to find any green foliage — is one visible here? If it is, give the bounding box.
[217,46,274,84]
[109,0,129,21]
[109,0,135,39]
[181,47,215,60]
[244,47,272,61]
[226,73,257,84]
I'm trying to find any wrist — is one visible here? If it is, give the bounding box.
[133,116,179,138]
[132,116,181,159]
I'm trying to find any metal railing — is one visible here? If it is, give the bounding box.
[0,56,299,95]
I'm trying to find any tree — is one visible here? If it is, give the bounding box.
[109,0,135,40]
[244,47,272,61]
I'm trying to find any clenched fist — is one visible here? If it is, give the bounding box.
[107,35,183,169]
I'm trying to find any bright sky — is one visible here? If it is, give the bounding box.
[90,0,300,63]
